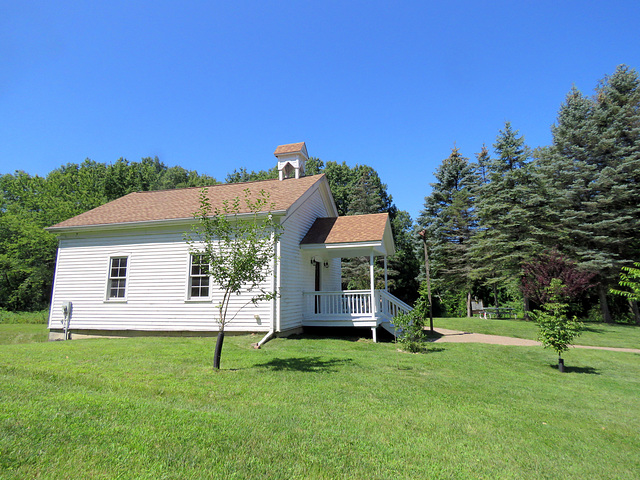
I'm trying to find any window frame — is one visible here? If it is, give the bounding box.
[105,255,129,302]
[186,253,211,301]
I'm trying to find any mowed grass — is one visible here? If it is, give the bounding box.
[0,324,49,345]
[434,317,640,349]
[0,310,50,345]
[1,331,639,479]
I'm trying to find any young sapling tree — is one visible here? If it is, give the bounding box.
[530,278,584,372]
[186,187,282,369]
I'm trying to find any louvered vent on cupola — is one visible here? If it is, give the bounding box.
[274,142,308,180]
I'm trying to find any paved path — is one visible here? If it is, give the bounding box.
[429,328,640,353]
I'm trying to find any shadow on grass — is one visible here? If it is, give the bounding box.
[396,346,446,355]
[548,364,600,375]
[583,326,606,334]
[290,326,403,344]
[425,346,446,353]
[255,356,354,372]
[425,330,444,341]
[289,327,371,342]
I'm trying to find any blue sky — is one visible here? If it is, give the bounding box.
[2,1,639,221]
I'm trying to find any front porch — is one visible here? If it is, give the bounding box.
[299,213,412,341]
[302,289,412,340]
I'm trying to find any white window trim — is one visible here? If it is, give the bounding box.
[185,253,212,302]
[105,254,130,303]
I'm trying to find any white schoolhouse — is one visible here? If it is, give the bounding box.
[47,143,410,343]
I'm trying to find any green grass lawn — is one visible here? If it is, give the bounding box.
[0,324,49,345]
[434,316,640,349]
[1,329,639,479]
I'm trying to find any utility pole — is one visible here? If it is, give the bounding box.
[419,230,434,332]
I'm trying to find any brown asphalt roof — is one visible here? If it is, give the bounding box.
[274,142,306,155]
[49,174,326,230]
[300,213,389,245]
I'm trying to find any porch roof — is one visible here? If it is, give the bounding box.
[300,213,395,258]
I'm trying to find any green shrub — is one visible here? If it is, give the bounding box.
[434,290,467,317]
[393,310,427,353]
[584,304,604,323]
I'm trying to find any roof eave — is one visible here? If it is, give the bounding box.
[300,240,389,258]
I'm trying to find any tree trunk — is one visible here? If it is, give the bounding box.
[466,291,472,318]
[421,235,434,332]
[629,300,640,326]
[597,284,613,324]
[213,329,225,369]
[558,356,565,373]
[493,284,499,307]
[523,295,530,321]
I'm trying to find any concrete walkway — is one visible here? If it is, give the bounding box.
[429,328,640,354]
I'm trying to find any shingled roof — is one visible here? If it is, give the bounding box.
[274,142,307,156]
[300,213,390,245]
[49,174,326,230]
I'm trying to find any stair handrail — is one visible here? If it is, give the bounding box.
[377,290,413,321]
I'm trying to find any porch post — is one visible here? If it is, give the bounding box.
[370,252,377,342]
[384,255,388,291]
[370,252,376,314]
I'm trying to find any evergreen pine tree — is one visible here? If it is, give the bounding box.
[469,122,541,306]
[541,66,640,322]
[419,147,477,315]
[474,144,491,185]
[347,167,388,215]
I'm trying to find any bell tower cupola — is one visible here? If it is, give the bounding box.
[274,142,308,180]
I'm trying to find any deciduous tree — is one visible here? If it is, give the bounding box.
[185,188,283,369]
[530,279,584,372]
[521,249,596,310]
[610,262,640,324]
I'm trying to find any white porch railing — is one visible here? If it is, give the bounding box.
[303,290,373,321]
[376,289,413,322]
[302,290,412,326]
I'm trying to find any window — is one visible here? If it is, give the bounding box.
[189,254,210,298]
[108,257,128,299]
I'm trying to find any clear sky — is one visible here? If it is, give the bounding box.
[2,0,639,221]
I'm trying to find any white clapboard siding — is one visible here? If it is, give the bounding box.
[49,227,272,332]
[278,185,335,332]
[325,257,342,291]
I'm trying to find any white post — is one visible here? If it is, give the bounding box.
[384,256,388,291]
[370,253,376,316]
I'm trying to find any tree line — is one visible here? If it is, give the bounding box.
[418,65,640,324]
